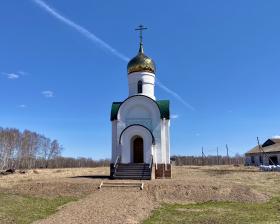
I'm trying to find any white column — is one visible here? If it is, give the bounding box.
[111,120,117,163]
[160,119,166,164]
[166,119,170,164]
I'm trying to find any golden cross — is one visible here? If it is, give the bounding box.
[135,25,147,44]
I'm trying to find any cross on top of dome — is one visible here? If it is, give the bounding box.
[127,25,156,74]
[135,25,147,53]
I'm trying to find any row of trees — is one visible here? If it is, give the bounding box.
[0,127,62,170]
[0,127,111,170]
[34,157,110,169]
[1,126,245,170]
[171,155,244,166]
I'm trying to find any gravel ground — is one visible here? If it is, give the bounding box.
[1,166,280,224]
[35,188,155,224]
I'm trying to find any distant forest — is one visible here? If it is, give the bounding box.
[171,155,244,166]
[0,127,244,170]
[0,127,109,170]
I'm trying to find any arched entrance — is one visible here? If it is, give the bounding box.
[119,125,154,164]
[133,137,144,163]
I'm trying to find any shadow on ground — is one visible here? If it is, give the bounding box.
[70,175,111,179]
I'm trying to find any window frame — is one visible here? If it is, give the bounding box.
[137,80,143,94]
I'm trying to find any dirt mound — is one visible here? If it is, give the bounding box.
[145,181,268,203]
[2,180,98,198]
[0,169,15,176]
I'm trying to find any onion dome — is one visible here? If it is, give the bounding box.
[127,43,156,74]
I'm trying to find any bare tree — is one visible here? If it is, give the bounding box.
[0,126,109,170]
[0,128,20,169]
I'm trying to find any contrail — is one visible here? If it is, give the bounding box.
[32,0,193,110]
[156,79,195,111]
[32,0,129,62]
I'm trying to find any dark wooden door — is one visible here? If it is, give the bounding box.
[133,137,143,163]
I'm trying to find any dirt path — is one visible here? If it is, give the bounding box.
[35,187,156,224]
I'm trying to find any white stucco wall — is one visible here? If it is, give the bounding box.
[118,96,160,129]
[119,125,153,163]
[157,118,170,164]
[111,90,170,165]
[128,72,155,100]
[111,120,117,163]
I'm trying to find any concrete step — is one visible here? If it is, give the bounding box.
[113,163,152,180]
[116,169,150,172]
[116,171,148,173]
[115,172,150,175]
[114,174,150,177]
[117,169,150,171]
[117,164,149,167]
[114,173,151,177]
[98,181,144,190]
[114,172,151,176]
[113,176,151,180]
[115,170,150,173]
[117,165,149,167]
[117,165,150,168]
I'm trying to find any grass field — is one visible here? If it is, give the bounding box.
[0,193,76,224]
[143,197,280,224]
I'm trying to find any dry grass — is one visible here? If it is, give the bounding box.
[0,167,110,198]
[0,167,109,189]
[0,165,280,223]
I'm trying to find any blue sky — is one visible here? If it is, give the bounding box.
[1,0,280,159]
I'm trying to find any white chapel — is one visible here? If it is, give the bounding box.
[110,26,171,179]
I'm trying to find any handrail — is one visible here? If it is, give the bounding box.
[112,155,120,178]
[149,154,153,180]
[114,155,120,168]
[149,154,153,169]
[154,148,157,170]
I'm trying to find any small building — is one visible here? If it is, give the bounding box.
[245,138,280,166]
[110,26,171,180]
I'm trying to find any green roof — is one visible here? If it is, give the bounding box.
[110,102,122,121]
[110,98,170,121]
[156,100,170,119]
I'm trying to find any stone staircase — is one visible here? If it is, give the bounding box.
[113,163,151,180]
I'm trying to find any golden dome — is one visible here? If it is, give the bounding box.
[127,44,156,74]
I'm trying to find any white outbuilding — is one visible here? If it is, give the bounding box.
[110,27,171,179]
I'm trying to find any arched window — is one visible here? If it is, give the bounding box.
[137,80,143,94]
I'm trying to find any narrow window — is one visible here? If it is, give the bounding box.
[137,80,143,94]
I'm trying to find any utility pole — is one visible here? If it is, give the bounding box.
[226,144,230,165]
[217,147,219,165]
[202,147,204,166]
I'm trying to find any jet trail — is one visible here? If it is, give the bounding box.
[156,79,195,111]
[32,0,193,110]
[32,0,129,62]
